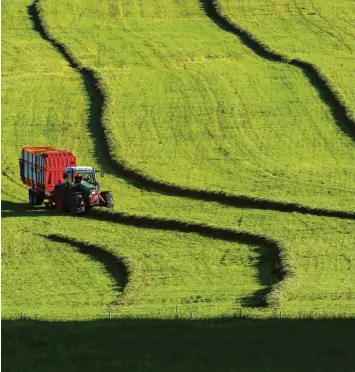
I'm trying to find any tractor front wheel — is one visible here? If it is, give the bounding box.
[71,193,86,216]
[100,191,114,209]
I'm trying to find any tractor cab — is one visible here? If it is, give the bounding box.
[65,166,101,190]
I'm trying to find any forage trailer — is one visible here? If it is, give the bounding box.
[19,146,114,215]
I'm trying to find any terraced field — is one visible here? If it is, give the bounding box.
[2,0,355,370]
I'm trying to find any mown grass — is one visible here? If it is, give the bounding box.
[217,0,355,121]
[3,0,355,370]
[3,210,279,319]
[40,0,355,211]
[2,0,355,324]
[1,223,119,318]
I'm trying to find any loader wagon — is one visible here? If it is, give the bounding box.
[19,146,114,215]
[19,146,77,205]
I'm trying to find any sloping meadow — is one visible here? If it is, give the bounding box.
[217,0,355,122]
[2,0,355,322]
[39,0,355,211]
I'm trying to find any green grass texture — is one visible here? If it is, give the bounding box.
[38,0,355,210]
[218,0,355,121]
[3,0,355,370]
[2,0,355,321]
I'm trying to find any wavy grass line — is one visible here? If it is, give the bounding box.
[28,0,355,221]
[25,0,353,310]
[202,0,355,135]
[4,199,292,309]
[89,209,294,308]
[35,233,135,307]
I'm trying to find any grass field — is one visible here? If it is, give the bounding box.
[39,0,355,210]
[2,0,355,370]
[218,0,355,121]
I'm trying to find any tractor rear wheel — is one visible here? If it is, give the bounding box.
[70,193,86,216]
[101,191,114,209]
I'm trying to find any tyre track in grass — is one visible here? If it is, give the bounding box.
[200,0,355,138]
[28,0,355,221]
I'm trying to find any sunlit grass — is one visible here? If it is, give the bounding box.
[218,0,355,121]
[2,0,355,323]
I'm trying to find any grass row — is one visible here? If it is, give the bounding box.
[217,0,355,121]
[3,1,355,370]
[39,0,355,211]
[2,0,355,322]
[2,211,278,319]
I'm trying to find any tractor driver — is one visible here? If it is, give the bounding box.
[74,175,83,184]
[63,172,72,187]
[74,174,91,199]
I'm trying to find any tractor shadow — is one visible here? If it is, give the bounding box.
[1,200,51,219]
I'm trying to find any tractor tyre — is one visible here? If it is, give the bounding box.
[70,193,86,216]
[29,190,45,206]
[101,191,114,209]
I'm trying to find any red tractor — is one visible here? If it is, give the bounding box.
[19,146,114,215]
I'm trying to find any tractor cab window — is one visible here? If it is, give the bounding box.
[78,172,96,185]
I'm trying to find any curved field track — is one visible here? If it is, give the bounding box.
[203,0,355,136]
[2,205,284,318]
[2,0,355,328]
[1,224,120,318]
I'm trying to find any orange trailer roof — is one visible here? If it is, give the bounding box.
[22,146,57,154]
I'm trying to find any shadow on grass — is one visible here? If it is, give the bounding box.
[2,318,355,372]
[241,245,279,308]
[1,200,51,218]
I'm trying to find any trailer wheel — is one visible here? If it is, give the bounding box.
[100,191,114,209]
[29,190,44,206]
[54,185,67,212]
[71,193,86,216]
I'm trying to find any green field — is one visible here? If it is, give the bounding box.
[39,0,355,210]
[2,0,355,370]
[218,0,355,121]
